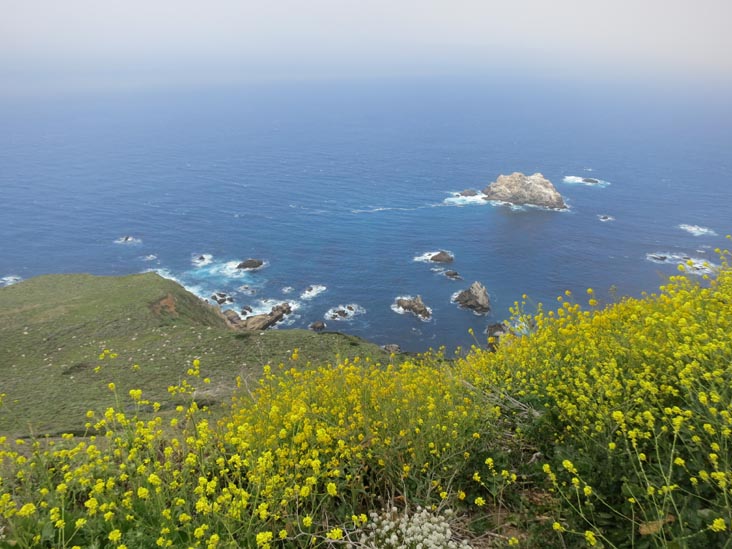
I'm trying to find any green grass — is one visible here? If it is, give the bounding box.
[0,273,388,438]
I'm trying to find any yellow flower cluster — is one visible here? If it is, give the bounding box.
[457,247,732,546]
[0,352,502,546]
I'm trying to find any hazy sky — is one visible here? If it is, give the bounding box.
[2,0,731,94]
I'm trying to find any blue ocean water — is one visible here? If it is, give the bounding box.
[1,76,731,351]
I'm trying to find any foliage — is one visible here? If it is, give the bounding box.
[457,245,732,547]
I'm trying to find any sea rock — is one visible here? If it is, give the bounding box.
[211,292,233,305]
[383,344,401,354]
[396,295,432,320]
[237,258,264,270]
[444,270,462,280]
[583,177,600,184]
[486,322,510,351]
[482,172,566,209]
[459,189,479,197]
[240,303,292,331]
[329,308,349,319]
[453,282,491,315]
[309,320,326,331]
[430,251,454,263]
[241,305,253,315]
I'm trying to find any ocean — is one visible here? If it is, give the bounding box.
[2,75,731,352]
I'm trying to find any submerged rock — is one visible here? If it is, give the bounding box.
[396,295,432,320]
[453,282,491,315]
[482,172,566,209]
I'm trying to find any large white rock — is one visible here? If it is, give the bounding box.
[482,172,566,209]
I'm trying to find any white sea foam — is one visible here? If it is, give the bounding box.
[443,192,487,206]
[114,236,142,245]
[414,250,454,263]
[597,214,615,222]
[237,285,257,296]
[148,269,208,300]
[191,253,213,267]
[390,295,432,322]
[0,275,22,287]
[562,175,611,187]
[142,254,158,261]
[281,286,295,294]
[350,204,440,214]
[645,252,717,275]
[678,224,717,237]
[206,260,268,279]
[325,304,365,321]
[300,285,327,300]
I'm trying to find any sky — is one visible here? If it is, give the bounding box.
[1,0,731,95]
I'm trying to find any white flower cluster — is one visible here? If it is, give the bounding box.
[357,507,472,549]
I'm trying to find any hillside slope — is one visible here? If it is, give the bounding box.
[0,273,387,437]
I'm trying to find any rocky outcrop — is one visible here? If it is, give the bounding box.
[459,189,479,197]
[237,259,264,270]
[309,320,326,331]
[482,172,566,209]
[583,177,600,184]
[222,309,243,326]
[396,295,431,320]
[383,344,401,354]
[444,270,462,280]
[453,282,491,315]
[239,303,292,331]
[430,251,454,263]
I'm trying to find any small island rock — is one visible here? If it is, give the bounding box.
[444,270,462,280]
[482,172,566,209]
[237,259,264,270]
[459,189,479,197]
[396,295,432,320]
[453,282,491,315]
[430,251,454,263]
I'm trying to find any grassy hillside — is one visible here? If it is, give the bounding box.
[0,273,388,437]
